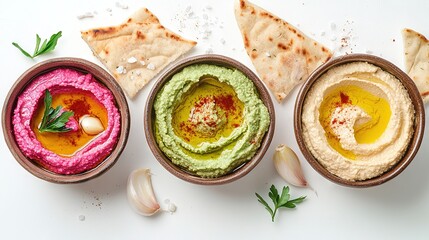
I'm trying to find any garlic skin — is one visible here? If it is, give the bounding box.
[273,144,309,188]
[79,115,104,135]
[127,168,161,216]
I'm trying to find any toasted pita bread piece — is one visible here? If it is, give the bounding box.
[234,0,332,102]
[402,28,429,103]
[81,8,197,98]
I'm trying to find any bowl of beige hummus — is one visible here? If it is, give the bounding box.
[145,54,275,185]
[2,57,130,183]
[294,54,425,187]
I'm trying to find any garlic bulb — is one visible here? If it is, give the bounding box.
[273,144,309,188]
[79,115,104,135]
[127,168,160,216]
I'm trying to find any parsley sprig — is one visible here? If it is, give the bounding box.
[255,185,306,222]
[12,31,62,59]
[38,90,74,133]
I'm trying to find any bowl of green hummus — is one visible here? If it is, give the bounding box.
[145,54,275,185]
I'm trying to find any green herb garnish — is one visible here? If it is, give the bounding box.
[255,185,306,222]
[12,31,62,59]
[38,90,74,133]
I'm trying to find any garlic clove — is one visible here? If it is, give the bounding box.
[127,168,160,216]
[273,144,309,188]
[79,115,104,135]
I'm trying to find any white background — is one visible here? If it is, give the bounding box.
[1,0,428,239]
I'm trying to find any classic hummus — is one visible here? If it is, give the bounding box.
[302,62,415,181]
[13,68,121,175]
[154,64,270,178]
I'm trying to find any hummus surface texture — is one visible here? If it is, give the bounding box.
[302,62,415,181]
[154,64,270,178]
[13,68,121,175]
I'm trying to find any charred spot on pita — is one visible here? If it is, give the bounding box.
[240,0,246,9]
[244,34,250,48]
[296,33,305,40]
[302,49,308,56]
[166,32,181,41]
[136,31,146,40]
[277,43,289,51]
[288,27,297,34]
[91,27,116,36]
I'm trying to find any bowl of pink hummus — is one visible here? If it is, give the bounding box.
[2,57,130,183]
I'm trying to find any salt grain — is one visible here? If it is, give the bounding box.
[127,57,137,64]
[202,29,212,39]
[147,63,156,70]
[164,199,177,214]
[77,12,94,20]
[167,203,177,213]
[116,66,126,74]
[173,5,220,42]
[115,2,129,9]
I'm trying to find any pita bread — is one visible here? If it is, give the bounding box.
[402,28,429,103]
[81,8,197,98]
[234,0,332,102]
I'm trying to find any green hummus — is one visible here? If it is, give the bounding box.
[154,64,270,178]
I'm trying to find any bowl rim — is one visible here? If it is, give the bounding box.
[144,54,275,185]
[294,53,425,187]
[2,57,130,184]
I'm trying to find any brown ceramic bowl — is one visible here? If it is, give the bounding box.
[145,54,275,185]
[2,57,130,184]
[294,54,425,187]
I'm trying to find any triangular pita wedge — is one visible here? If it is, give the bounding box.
[234,0,332,102]
[402,28,429,103]
[81,8,197,98]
